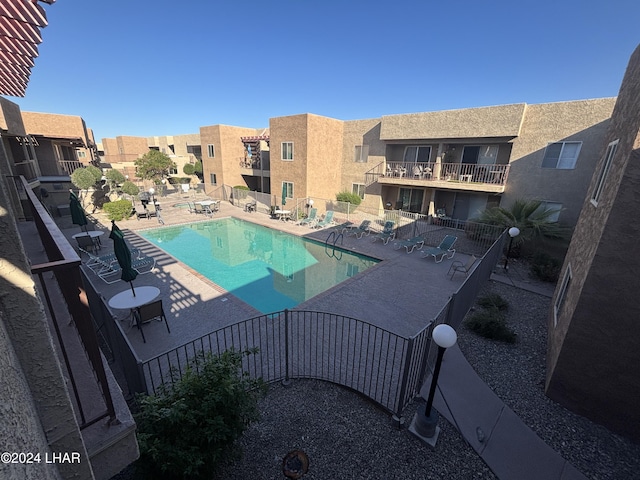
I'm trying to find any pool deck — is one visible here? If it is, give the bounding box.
[47,196,473,362]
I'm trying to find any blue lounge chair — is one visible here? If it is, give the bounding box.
[346,220,372,239]
[421,235,457,263]
[298,208,318,226]
[97,255,156,284]
[393,235,426,254]
[371,221,396,245]
[313,210,335,229]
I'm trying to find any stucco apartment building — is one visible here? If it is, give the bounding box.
[201,98,615,228]
[100,134,202,186]
[547,44,640,442]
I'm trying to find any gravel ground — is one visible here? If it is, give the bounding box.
[112,278,640,480]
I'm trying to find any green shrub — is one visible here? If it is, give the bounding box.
[336,191,362,206]
[233,185,250,199]
[183,163,195,175]
[477,293,509,312]
[530,251,562,282]
[102,199,133,221]
[135,349,266,480]
[466,309,517,343]
[71,167,98,190]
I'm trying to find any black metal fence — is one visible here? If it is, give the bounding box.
[93,227,508,421]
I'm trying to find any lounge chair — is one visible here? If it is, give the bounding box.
[194,204,205,215]
[80,248,142,273]
[97,255,156,284]
[371,221,396,245]
[421,235,457,263]
[346,220,372,239]
[298,208,318,226]
[448,255,477,280]
[313,210,335,229]
[332,221,354,233]
[393,235,426,254]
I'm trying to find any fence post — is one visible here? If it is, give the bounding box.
[415,321,434,390]
[393,337,414,428]
[283,309,291,386]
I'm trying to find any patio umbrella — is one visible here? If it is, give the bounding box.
[109,220,138,296]
[281,183,287,206]
[69,190,88,232]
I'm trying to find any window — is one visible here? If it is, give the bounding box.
[352,183,365,199]
[210,173,217,185]
[541,141,582,169]
[282,181,294,199]
[554,265,572,327]
[282,142,294,161]
[77,150,86,158]
[169,167,178,175]
[207,144,215,158]
[537,201,562,222]
[403,146,431,163]
[591,140,618,206]
[354,145,369,163]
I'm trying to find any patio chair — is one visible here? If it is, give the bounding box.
[421,235,457,263]
[136,206,150,220]
[448,255,477,280]
[97,255,156,284]
[393,235,426,254]
[313,210,335,229]
[132,299,171,343]
[76,234,99,255]
[346,220,372,239]
[298,208,318,226]
[371,221,396,245]
[332,221,354,234]
[80,248,142,273]
[194,203,205,214]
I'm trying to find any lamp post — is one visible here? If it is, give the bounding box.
[409,324,457,448]
[307,198,314,216]
[503,227,520,271]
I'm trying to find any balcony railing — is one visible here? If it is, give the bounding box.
[58,159,84,175]
[381,162,510,186]
[21,176,116,428]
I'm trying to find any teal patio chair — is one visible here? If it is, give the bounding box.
[421,234,457,263]
[346,220,372,239]
[298,208,318,226]
[313,210,335,229]
[393,234,426,254]
[371,221,396,245]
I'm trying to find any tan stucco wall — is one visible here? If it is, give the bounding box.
[270,115,308,204]
[0,141,94,479]
[546,45,640,441]
[504,98,616,225]
[0,98,27,136]
[102,136,149,163]
[306,115,343,202]
[379,103,526,140]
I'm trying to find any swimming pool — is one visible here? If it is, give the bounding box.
[141,218,379,313]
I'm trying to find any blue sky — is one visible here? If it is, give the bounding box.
[12,0,640,142]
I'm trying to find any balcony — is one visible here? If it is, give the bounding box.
[16,177,139,479]
[369,162,510,194]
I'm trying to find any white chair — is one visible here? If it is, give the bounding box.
[448,255,477,279]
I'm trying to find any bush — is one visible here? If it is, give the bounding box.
[71,167,98,191]
[530,251,562,282]
[135,349,266,480]
[233,185,250,200]
[466,293,516,343]
[477,293,509,312]
[183,163,195,175]
[102,199,133,221]
[336,191,362,206]
[466,309,517,343]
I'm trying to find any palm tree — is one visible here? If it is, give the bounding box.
[474,199,569,248]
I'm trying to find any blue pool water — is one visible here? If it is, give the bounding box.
[140,218,379,313]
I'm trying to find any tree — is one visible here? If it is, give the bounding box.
[85,165,103,184]
[193,159,203,181]
[474,199,569,248]
[182,163,195,175]
[134,150,176,183]
[121,180,140,198]
[105,169,125,190]
[71,167,97,191]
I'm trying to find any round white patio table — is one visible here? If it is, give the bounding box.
[108,286,160,310]
[72,231,104,240]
